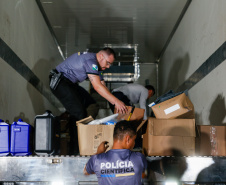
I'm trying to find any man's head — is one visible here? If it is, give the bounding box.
[97,47,116,70]
[113,120,137,150]
[145,85,155,99]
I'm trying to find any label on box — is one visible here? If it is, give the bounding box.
[93,125,103,150]
[164,104,180,115]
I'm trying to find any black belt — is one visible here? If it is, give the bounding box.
[61,75,74,84]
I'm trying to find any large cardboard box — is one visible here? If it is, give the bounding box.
[143,118,196,156]
[77,116,114,155]
[77,107,145,156]
[151,93,195,119]
[196,125,226,156]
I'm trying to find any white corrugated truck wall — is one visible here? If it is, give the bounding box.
[134,63,157,117]
[159,0,226,125]
[0,0,63,125]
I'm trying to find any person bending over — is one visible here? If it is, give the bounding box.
[49,48,127,154]
[109,84,155,120]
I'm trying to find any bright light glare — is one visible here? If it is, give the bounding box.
[51,181,64,185]
[165,181,178,185]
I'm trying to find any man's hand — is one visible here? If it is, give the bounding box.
[114,99,128,114]
[88,74,127,114]
[96,141,109,154]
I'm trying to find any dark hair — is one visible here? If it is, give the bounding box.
[102,47,116,59]
[113,120,137,141]
[145,85,155,95]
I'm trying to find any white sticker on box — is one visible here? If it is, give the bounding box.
[164,104,180,115]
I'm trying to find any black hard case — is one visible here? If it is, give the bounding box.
[34,111,60,155]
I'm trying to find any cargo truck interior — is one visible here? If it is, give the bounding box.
[0,0,226,184]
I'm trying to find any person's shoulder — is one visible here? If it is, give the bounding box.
[95,151,108,159]
[84,52,96,58]
[85,53,97,63]
[131,151,146,159]
[131,152,147,166]
[86,52,96,56]
[87,153,103,164]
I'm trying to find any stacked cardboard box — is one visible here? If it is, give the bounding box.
[151,93,195,119]
[142,118,196,156]
[143,93,196,156]
[76,106,145,156]
[196,125,226,156]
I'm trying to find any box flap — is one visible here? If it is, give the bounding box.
[136,120,147,132]
[76,116,94,126]
[116,106,145,122]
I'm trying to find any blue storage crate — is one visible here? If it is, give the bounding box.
[0,119,10,156]
[10,119,32,156]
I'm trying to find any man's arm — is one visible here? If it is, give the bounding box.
[88,74,127,114]
[100,80,108,88]
[83,141,109,175]
[96,141,109,154]
[83,164,91,175]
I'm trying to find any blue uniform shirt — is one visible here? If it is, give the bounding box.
[86,149,147,185]
[56,52,104,83]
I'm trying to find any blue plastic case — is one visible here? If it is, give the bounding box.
[0,119,10,156]
[10,119,32,156]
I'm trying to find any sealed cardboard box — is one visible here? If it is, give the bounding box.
[151,93,195,119]
[143,118,196,156]
[77,107,145,156]
[196,125,226,156]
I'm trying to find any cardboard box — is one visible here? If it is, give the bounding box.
[151,93,195,119]
[76,107,145,156]
[77,116,114,156]
[116,106,145,136]
[196,125,226,156]
[116,106,145,122]
[143,118,196,156]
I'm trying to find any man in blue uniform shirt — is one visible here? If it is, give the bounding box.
[84,120,147,185]
[50,47,127,154]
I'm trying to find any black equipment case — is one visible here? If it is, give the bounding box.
[34,110,60,155]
